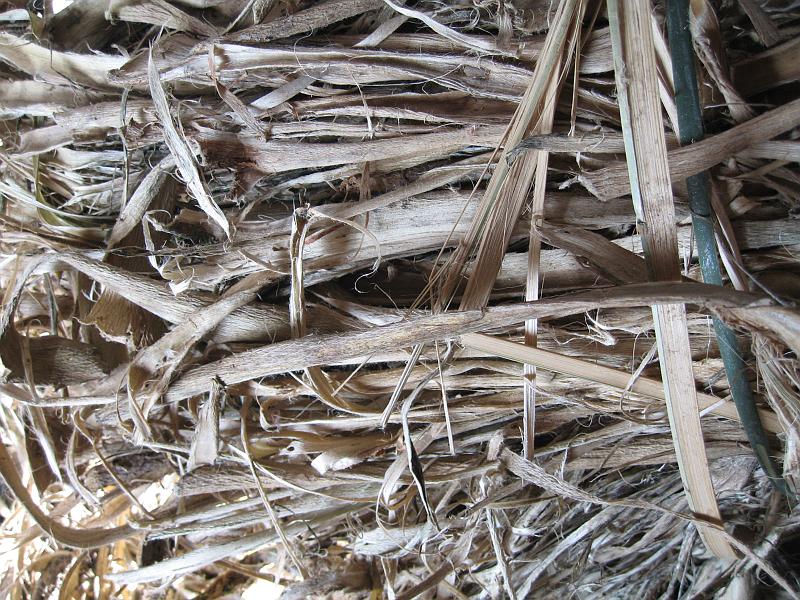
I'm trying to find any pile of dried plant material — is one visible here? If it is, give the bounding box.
[2,0,800,597]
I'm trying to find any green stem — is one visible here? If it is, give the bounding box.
[666,0,793,500]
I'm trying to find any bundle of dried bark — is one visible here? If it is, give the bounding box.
[0,0,799,598]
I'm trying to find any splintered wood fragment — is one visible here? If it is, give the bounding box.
[523,65,562,460]
[581,97,800,200]
[106,155,175,248]
[325,29,613,73]
[535,223,650,285]
[147,50,230,238]
[223,0,383,43]
[689,0,754,123]
[434,0,583,310]
[608,0,736,558]
[459,333,782,434]
[187,377,224,470]
[380,0,518,56]
[510,132,627,157]
[289,208,368,415]
[108,0,219,36]
[518,4,587,455]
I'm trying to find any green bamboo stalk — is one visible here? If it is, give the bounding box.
[666,0,793,500]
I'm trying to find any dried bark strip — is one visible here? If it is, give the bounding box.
[608,0,734,558]
[581,97,800,200]
[165,282,778,402]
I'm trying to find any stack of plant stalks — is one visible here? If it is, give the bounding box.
[0,0,799,597]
